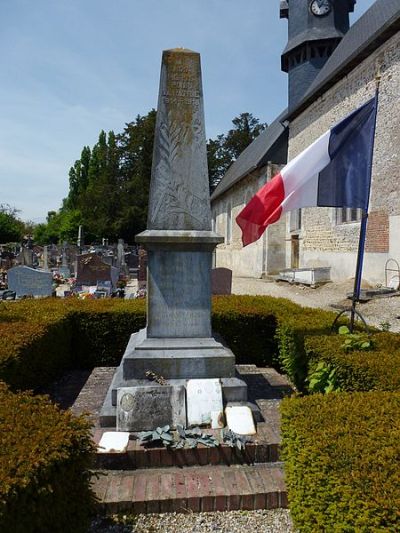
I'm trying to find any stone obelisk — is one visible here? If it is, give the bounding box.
[100,49,247,429]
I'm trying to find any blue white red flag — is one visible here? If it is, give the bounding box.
[236,96,378,246]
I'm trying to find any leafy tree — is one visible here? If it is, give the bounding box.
[0,204,24,243]
[207,112,267,192]
[34,109,265,243]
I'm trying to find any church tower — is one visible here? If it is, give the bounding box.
[280,0,356,109]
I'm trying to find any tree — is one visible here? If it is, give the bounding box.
[207,112,267,192]
[34,109,265,243]
[0,204,24,243]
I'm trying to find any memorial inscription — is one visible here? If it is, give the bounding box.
[116,385,186,431]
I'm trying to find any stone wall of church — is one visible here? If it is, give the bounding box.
[287,31,400,283]
[212,163,286,278]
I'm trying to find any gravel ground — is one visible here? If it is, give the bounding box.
[90,509,294,533]
[232,276,400,332]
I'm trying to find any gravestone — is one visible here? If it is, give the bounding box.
[43,246,49,271]
[137,248,147,288]
[76,254,118,288]
[58,243,71,277]
[100,48,247,430]
[7,266,53,297]
[116,386,186,431]
[17,247,34,267]
[77,225,84,249]
[211,267,232,295]
[186,379,223,426]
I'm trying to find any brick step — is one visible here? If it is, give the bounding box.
[93,425,280,470]
[92,463,287,514]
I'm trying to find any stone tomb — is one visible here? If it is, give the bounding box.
[7,266,53,297]
[116,385,186,432]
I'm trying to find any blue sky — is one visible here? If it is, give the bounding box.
[0,0,375,222]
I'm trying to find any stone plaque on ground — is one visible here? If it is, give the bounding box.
[211,268,232,295]
[98,432,130,453]
[116,386,186,431]
[7,266,53,297]
[186,378,223,426]
[225,406,256,435]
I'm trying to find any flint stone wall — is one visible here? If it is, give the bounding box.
[287,31,400,282]
[212,162,286,278]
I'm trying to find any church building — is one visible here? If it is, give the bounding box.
[211,0,400,285]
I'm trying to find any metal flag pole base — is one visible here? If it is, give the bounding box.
[331,307,369,334]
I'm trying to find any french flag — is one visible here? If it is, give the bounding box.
[236,96,378,247]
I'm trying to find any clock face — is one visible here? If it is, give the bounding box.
[310,0,331,16]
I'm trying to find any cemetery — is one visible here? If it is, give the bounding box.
[0,40,400,533]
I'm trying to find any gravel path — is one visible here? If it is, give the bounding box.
[90,509,294,533]
[232,277,400,332]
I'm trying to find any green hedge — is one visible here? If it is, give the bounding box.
[305,332,400,392]
[0,299,146,391]
[281,392,400,532]
[0,295,357,392]
[0,382,95,533]
[212,295,339,378]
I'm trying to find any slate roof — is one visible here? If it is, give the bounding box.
[211,0,400,201]
[282,28,343,60]
[287,0,400,118]
[210,110,288,201]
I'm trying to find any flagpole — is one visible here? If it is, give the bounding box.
[349,73,380,332]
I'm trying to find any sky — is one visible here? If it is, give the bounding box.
[0,0,376,222]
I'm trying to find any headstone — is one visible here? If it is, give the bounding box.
[43,246,49,271]
[211,267,232,295]
[186,379,223,426]
[76,254,118,287]
[117,239,125,268]
[17,247,34,267]
[225,406,256,435]
[98,432,130,453]
[7,266,53,297]
[77,225,84,248]
[116,385,186,431]
[137,247,147,288]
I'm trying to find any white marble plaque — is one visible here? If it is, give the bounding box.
[187,379,223,426]
[98,431,130,453]
[225,406,256,435]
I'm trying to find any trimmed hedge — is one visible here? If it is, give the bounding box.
[0,299,146,390]
[281,392,400,532]
[0,295,355,392]
[305,332,400,392]
[0,382,95,533]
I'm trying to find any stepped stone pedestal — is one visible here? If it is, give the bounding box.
[100,48,248,430]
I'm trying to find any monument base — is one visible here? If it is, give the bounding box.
[99,328,248,429]
[121,328,236,380]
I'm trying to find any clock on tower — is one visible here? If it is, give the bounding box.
[280,0,356,108]
[310,0,332,17]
